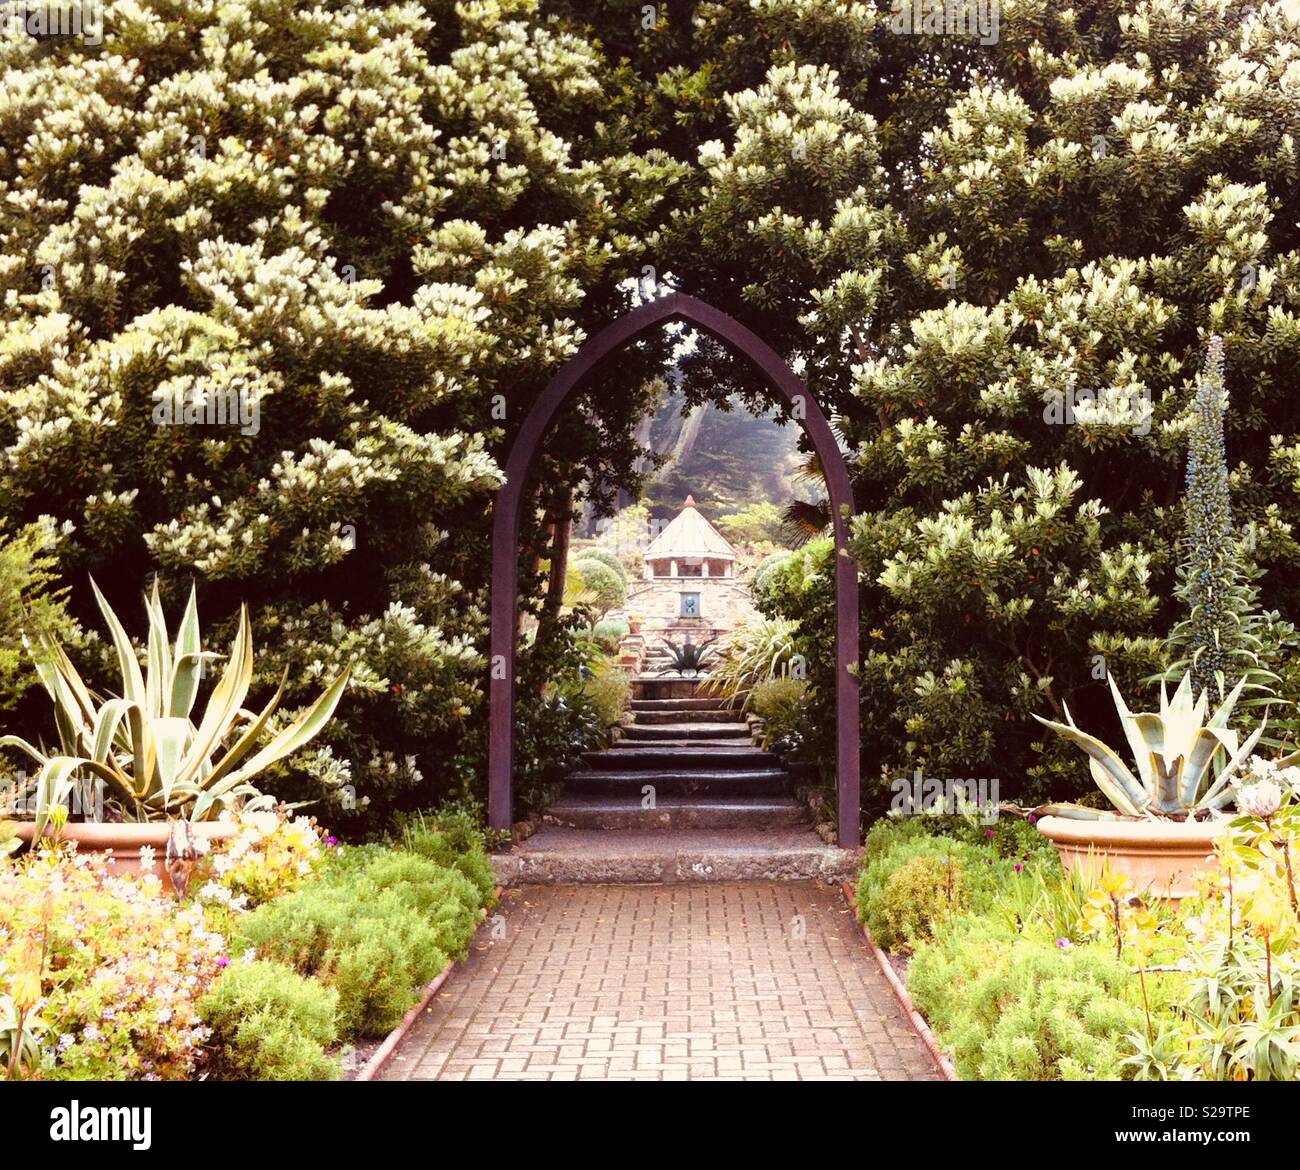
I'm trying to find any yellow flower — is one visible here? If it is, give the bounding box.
[1100,867,1131,898]
[1244,886,1288,935]
[10,967,42,1011]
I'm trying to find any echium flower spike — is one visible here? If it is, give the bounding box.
[1182,335,1235,700]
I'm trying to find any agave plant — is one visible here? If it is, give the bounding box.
[659,637,716,678]
[2,580,349,835]
[1032,672,1265,820]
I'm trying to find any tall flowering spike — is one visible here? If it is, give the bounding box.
[1181,335,1235,700]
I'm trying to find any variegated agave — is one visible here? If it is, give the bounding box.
[1033,672,1266,820]
[3,580,349,835]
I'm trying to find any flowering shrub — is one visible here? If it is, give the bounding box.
[0,847,226,1081]
[194,811,326,914]
[1128,759,1300,1080]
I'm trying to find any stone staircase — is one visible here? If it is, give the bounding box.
[493,677,858,885]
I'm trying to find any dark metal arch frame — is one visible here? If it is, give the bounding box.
[487,292,861,847]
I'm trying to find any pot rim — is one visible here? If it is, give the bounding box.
[12,820,240,847]
[1036,813,1232,846]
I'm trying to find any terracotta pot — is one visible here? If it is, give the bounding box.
[13,821,238,881]
[1036,814,1231,900]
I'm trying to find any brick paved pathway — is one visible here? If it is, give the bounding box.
[382,882,942,1081]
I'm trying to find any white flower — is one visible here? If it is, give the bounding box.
[138,845,156,873]
[1237,779,1284,819]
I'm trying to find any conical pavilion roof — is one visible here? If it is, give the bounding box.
[644,495,737,561]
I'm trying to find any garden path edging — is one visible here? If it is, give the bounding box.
[355,963,457,1082]
[839,881,959,1082]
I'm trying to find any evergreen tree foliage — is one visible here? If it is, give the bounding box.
[3,1,1300,822]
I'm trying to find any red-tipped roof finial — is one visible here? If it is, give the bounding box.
[683,494,696,508]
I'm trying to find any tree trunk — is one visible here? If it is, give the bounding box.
[543,490,572,622]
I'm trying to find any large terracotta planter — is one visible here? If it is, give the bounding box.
[13,821,238,881]
[1036,814,1231,900]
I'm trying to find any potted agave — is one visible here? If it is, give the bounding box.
[2,580,348,882]
[1032,672,1269,899]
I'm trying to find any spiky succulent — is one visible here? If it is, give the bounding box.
[3,580,349,835]
[1033,672,1265,819]
[659,637,716,677]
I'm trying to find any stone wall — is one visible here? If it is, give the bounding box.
[622,576,759,636]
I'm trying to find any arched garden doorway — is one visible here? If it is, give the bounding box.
[488,293,861,847]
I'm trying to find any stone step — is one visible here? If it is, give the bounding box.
[621,722,750,741]
[596,743,777,767]
[565,768,790,796]
[630,697,733,712]
[611,737,761,750]
[543,794,807,831]
[493,827,859,885]
[631,678,712,701]
[630,708,739,725]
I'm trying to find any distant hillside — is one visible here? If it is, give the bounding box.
[640,390,812,522]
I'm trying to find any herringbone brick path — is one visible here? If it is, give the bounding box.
[381,882,941,1081]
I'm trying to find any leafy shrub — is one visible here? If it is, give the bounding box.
[750,550,793,600]
[360,853,482,959]
[857,832,1025,952]
[199,960,339,1082]
[236,880,447,1038]
[863,852,968,954]
[573,559,626,621]
[591,618,630,651]
[573,548,628,584]
[514,689,605,808]
[582,664,631,730]
[749,675,807,751]
[908,917,1141,1080]
[0,847,226,1080]
[0,521,77,718]
[401,823,497,907]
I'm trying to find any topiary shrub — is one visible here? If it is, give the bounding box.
[573,558,626,621]
[573,547,628,584]
[750,550,793,600]
[199,960,339,1082]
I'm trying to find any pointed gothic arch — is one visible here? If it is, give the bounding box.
[488,293,861,847]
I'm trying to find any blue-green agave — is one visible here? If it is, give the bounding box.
[1033,672,1265,820]
[3,580,349,835]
